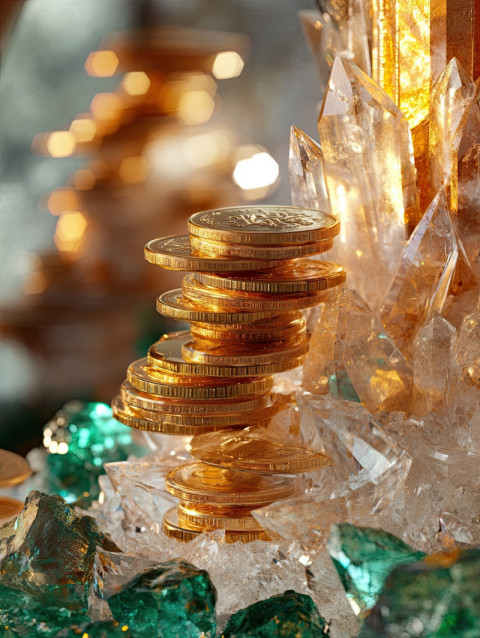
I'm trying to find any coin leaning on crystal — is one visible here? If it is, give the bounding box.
[113,205,345,541]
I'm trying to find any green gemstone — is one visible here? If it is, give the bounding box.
[327,523,425,612]
[220,590,327,637]
[54,620,135,637]
[44,401,146,506]
[359,548,480,637]
[0,491,119,609]
[328,371,361,402]
[0,585,89,637]
[108,559,216,638]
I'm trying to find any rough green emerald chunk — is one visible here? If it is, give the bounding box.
[327,523,425,612]
[220,590,326,637]
[44,401,145,506]
[55,620,135,637]
[359,548,480,637]
[0,585,89,637]
[108,559,216,638]
[0,491,119,609]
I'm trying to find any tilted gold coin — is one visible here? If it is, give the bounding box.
[162,506,269,543]
[188,206,340,245]
[182,275,328,312]
[190,428,331,474]
[177,502,263,531]
[128,357,273,398]
[0,496,24,525]
[165,461,296,506]
[194,260,346,294]
[157,289,278,324]
[120,381,274,414]
[190,315,306,342]
[189,233,334,260]
[144,235,283,271]
[0,450,31,488]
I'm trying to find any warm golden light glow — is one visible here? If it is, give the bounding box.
[47,189,80,216]
[73,169,95,190]
[69,117,96,143]
[212,51,245,79]
[54,212,87,253]
[177,90,216,125]
[24,269,47,295]
[46,131,76,158]
[90,93,123,121]
[119,156,149,183]
[233,152,279,190]
[85,50,119,77]
[122,71,151,96]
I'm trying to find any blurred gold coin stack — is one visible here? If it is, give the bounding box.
[113,205,345,542]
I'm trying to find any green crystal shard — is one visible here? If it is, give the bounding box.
[0,491,119,609]
[359,548,480,637]
[108,559,216,638]
[220,590,327,637]
[327,523,425,613]
[55,620,135,637]
[0,585,89,637]
[44,401,145,506]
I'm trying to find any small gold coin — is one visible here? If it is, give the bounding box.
[190,316,306,342]
[0,450,31,488]
[128,357,273,398]
[188,206,339,245]
[162,506,269,543]
[144,235,283,271]
[157,289,279,324]
[189,234,334,260]
[177,502,263,531]
[120,381,274,414]
[194,260,345,294]
[190,428,331,474]
[182,275,328,312]
[0,496,24,525]
[165,461,296,506]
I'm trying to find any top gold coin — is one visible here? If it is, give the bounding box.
[188,206,339,246]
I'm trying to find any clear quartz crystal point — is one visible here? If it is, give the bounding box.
[451,311,480,389]
[380,190,458,356]
[318,57,418,309]
[289,125,330,212]
[429,58,475,192]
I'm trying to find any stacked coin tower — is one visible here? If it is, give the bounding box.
[113,205,345,542]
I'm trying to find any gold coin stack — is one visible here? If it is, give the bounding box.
[113,205,345,542]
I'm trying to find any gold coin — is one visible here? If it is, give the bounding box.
[165,461,296,506]
[0,450,31,488]
[157,289,279,324]
[149,332,304,376]
[112,396,233,435]
[189,233,334,260]
[194,260,345,294]
[182,335,309,367]
[190,316,306,342]
[182,275,328,312]
[190,428,331,474]
[177,502,263,532]
[120,381,274,414]
[128,357,273,398]
[188,206,339,245]
[0,496,24,525]
[144,235,283,271]
[162,506,269,543]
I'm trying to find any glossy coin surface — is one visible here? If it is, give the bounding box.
[157,289,278,324]
[0,496,24,525]
[194,260,345,294]
[189,233,334,260]
[190,428,331,474]
[190,316,306,342]
[145,235,282,271]
[177,502,263,531]
[165,461,296,506]
[188,206,339,245]
[0,450,31,488]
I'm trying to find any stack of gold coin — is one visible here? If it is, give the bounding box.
[113,205,345,541]
[0,450,31,524]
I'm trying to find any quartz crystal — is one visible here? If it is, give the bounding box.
[318,57,418,309]
[0,491,119,608]
[289,125,330,212]
[108,560,217,638]
[221,590,327,638]
[359,548,480,637]
[451,311,480,389]
[327,523,425,613]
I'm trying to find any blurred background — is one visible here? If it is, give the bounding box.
[0,0,321,454]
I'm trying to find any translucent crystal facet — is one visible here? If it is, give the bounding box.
[451,311,480,389]
[289,125,330,212]
[318,57,418,308]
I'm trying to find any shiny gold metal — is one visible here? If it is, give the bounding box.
[177,502,263,531]
[0,450,31,488]
[190,315,306,342]
[188,205,340,245]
